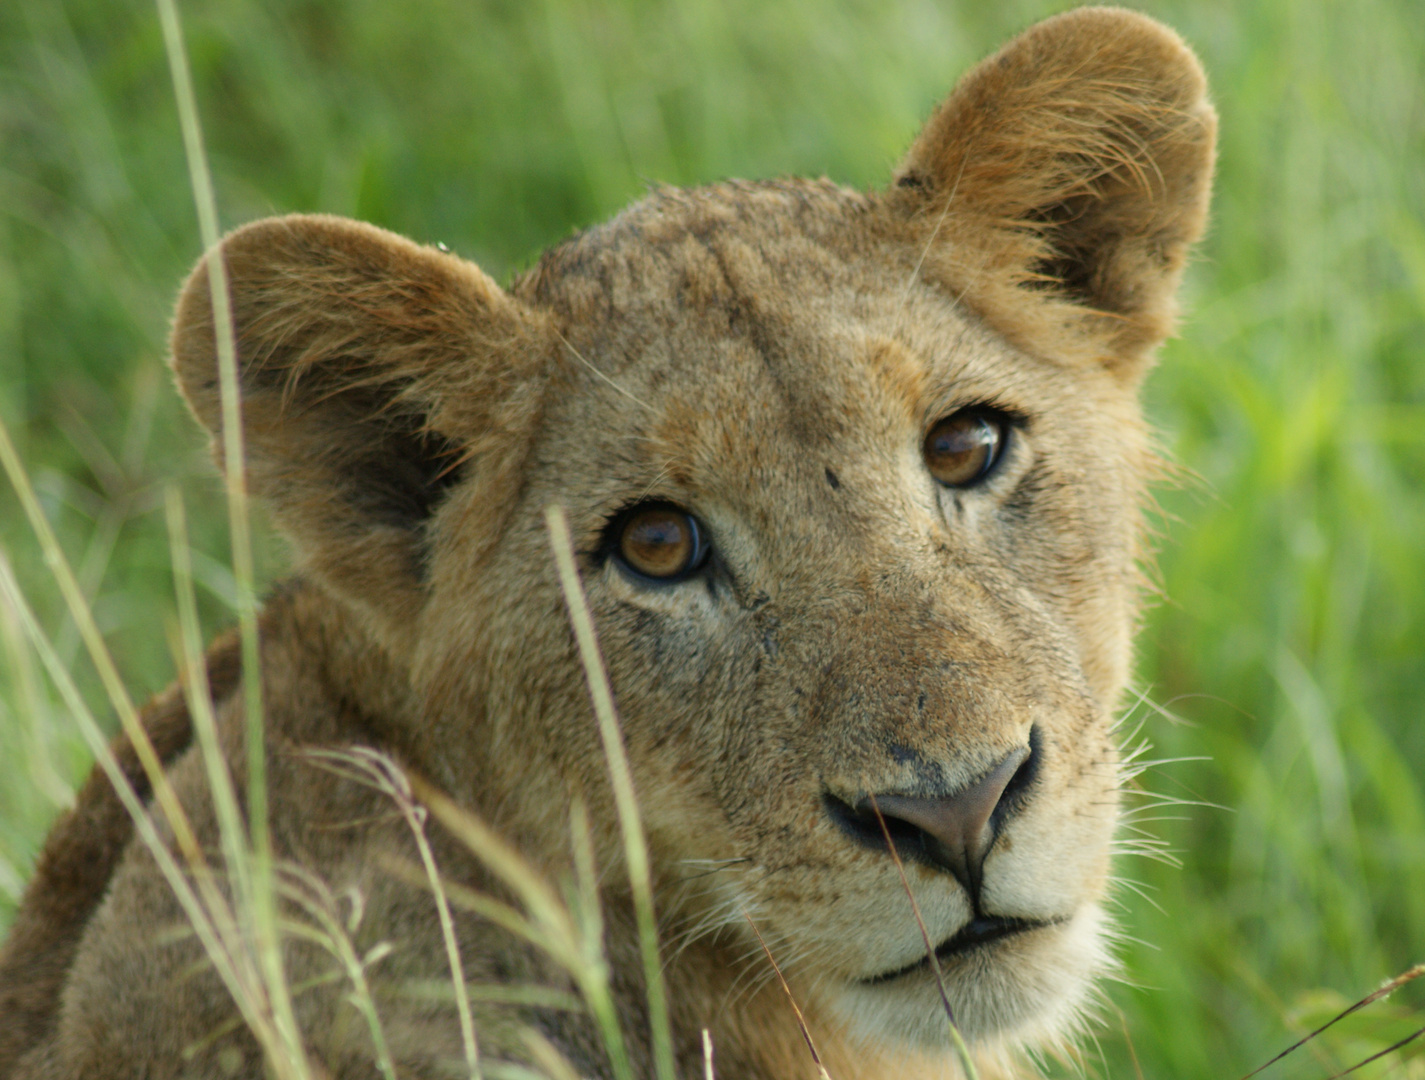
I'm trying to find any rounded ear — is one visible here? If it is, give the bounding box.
[890,6,1216,372]
[171,214,552,641]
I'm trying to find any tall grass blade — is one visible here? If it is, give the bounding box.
[519,1027,583,1080]
[275,866,398,1080]
[164,486,251,911]
[0,418,204,871]
[1320,1027,1424,1080]
[0,418,267,1033]
[544,503,675,1080]
[151,0,305,1070]
[0,565,69,809]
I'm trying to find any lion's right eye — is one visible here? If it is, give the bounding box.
[924,409,1008,487]
[614,504,709,582]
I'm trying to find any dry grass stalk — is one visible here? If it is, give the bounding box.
[743,914,833,1080]
[164,489,253,932]
[275,865,398,1080]
[866,794,980,1080]
[1241,963,1425,1080]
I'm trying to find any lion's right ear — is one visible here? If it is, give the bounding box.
[171,214,552,640]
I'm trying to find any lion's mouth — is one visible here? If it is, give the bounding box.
[860,915,1057,985]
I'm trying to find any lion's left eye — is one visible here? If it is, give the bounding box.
[614,504,709,582]
[924,410,1008,487]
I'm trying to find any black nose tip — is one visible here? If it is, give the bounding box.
[827,740,1036,900]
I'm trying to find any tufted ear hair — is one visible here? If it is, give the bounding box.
[890,6,1216,372]
[171,214,552,643]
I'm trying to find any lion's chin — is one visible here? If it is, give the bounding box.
[827,904,1112,1051]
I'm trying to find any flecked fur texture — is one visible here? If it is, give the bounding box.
[0,8,1214,1078]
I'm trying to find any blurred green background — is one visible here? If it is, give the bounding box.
[1,0,1422,1076]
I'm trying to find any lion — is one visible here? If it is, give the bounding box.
[0,7,1215,1078]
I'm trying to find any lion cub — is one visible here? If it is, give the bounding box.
[0,7,1214,1078]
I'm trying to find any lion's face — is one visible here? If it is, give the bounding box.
[171,7,1213,1065]
[412,183,1143,1047]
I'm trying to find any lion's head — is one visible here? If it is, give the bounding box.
[164,6,1214,1070]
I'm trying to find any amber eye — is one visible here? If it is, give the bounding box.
[924,410,1007,487]
[615,504,708,581]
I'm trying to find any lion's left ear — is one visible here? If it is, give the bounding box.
[890,7,1216,372]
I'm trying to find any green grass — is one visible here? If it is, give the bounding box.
[2,0,1423,1077]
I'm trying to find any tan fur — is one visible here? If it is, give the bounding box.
[0,9,1214,1078]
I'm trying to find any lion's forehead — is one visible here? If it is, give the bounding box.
[525,183,980,472]
[523,180,899,361]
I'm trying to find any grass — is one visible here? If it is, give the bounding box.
[1,0,1423,1077]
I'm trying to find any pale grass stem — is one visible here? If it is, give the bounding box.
[564,790,638,1077]
[0,552,290,1070]
[568,796,605,982]
[152,0,300,1070]
[1112,1002,1147,1080]
[866,795,980,1080]
[302,747,482,1080]
[306,750,614,1077]
[544,503,676,1080]
[1321,1027,1425,1080]
[2,412,326,1074]
[0,424,270,1020]
[702,1028,715,1080]
[164,487,251,913]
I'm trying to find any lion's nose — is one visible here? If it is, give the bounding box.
[829,740,1035,901]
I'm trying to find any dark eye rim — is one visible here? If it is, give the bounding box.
[603,500,712,585]
[923,406,1019,489]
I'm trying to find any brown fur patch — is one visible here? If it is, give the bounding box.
[0,630,240,1074]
